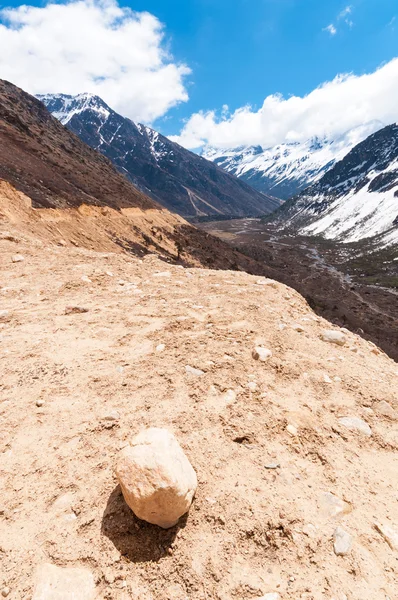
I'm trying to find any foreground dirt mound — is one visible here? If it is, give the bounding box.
[1,226,397,599]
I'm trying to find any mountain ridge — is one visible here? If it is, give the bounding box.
[39,92,281,219]
[203,122,384,200]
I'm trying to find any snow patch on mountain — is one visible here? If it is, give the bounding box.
[278,123,398,248]
[203,122,384,200]
[38,93,111,126]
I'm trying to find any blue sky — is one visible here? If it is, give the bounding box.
[1,0,398,148]
[130,0,398,134]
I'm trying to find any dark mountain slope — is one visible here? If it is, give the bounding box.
[0,80,155,211]
[39,93,281,218]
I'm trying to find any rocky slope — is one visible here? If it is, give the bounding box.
[1,217,397,600]
[0,79,270,273]
[38,93,281,218]
[276,124,398,248]
[203,123,381,200]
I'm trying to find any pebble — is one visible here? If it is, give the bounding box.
[185,365,204,376]
[65,306,89,315]
[32,563,95,600]
[0,310,10,321]
[256,279,277,288]
[258,594,280,600]
[333,526,352,556]
[323,374,333,384]
[265,462,280,470]
[36,399,45,407]
[320,492,351,518]
[1,588,10,598]
[374,401,397,420]
[11,254,24,263]
[292,324,305,332]
[223,389,237,405]
[338,416,372,437]
[252,346,273,362]
[81,275,92,283]
[286,424,298,436]
[302,523,318,538]
[153,271,171,278]
[247,381,258,392]
[103,410,120,422]
[320,330,347,346]
[156,344,166,353]
[374,522,398,550]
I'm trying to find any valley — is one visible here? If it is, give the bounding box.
[200,219,398,362]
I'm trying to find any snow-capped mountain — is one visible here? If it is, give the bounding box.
[278,124,398,247]
[38,93,281,219]
[203,123,383,200]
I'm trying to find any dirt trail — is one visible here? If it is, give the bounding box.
[1,217,398,600]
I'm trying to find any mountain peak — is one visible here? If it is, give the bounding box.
[37,92,111,125]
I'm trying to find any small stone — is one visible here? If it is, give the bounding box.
[11,254,24,263]
[286,424,298,436]
[81,275,92,283]
[156,344,166,353]
[32,563,95,600]
[321,330,347,346]
[1,588,10,598]
[302,523,318,538]
[333,526,352,556]
[58,239,67,246]
[256,279,277,288]
[0,310,10,322]
[292,324,305,332]
[265,462,280,470]
[258,594,280,600]
[185,365,204,376]
[36,399,44,407]
[153,271,171,278]
[103,410,120,422]
[374,522,398,550]
[320,492,351,518]
[116,428,197,528]
[252,346,272,362]
[247,381,258,392]
[323,374,333,384]
[375,401,397,420]
[65,306,89,315]
[338,416,372,437]
[223,389,237,405]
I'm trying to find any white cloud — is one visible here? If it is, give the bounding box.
[338,5,352,19]
[0,0,190,123]
[324,23,337,36]
[171,58,398,149]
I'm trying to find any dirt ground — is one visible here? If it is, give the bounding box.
[200,219,398,362]
[1,212,398,600]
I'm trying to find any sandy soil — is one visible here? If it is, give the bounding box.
[1,217,398,600]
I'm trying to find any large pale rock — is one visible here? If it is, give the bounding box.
[320,330,347,346]
[32,563,95,600]
[116,428,197,528]
[338,416,372,437]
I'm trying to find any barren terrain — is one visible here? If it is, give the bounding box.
[1,208,398,600]
[200,219,398,362]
